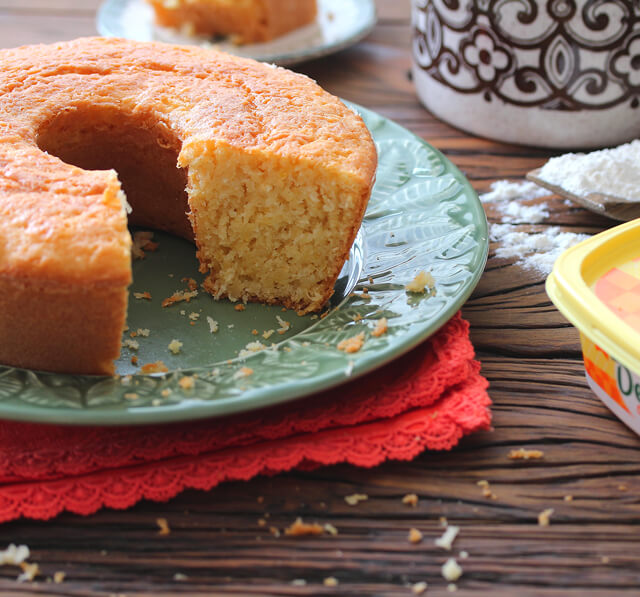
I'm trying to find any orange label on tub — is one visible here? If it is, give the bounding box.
[581,334,640,414]
[594,257,640,333]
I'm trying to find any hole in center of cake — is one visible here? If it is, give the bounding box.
[36,105,193,241]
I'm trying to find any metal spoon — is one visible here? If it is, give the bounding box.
[526,167,640,222]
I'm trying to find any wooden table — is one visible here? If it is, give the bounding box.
[2,1,639,595]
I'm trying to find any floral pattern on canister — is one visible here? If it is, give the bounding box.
[412,0,640,110]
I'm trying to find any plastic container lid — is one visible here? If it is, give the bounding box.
[546,218,640,376]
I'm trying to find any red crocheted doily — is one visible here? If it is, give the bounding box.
[0,312,490,522]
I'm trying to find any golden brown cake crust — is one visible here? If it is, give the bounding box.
[147,0,318,43]
[0,37,376,375]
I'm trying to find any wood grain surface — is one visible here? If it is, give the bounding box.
[1,1,640,596]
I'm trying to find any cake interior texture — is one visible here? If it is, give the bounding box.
[147,0,318,43]
[0,37,376,375]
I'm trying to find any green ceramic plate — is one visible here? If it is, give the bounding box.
[0,105,488,425]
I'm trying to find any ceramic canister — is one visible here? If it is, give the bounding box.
[411,0,640,148]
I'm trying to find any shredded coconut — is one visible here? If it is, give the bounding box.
[0,544,30,566]
[412,581,428,595]
[480,180,549,203]
[435,525,460,551]
[441,558,463,582]
[168,339,183,354]
[344,493,368,506]
[480,180,550,223]
[538,139,640,200]
[276,315,291,334]
[206,316,219,333]
[491,224,590,275]
[238,341,266,358]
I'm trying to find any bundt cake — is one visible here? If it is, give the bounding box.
[0,37,377,375]
[146,0,318,43]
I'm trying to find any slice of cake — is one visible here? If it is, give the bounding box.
[0,37,376,375]
[147,0,318,43]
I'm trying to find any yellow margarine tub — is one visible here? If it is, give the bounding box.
[547,219,640,435]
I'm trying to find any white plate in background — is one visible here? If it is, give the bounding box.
[97,0,376,66]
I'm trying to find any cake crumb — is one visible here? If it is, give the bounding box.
[477,480,498,500]
[371,317,388,337]
[178,376,195,390]
[162,289,198,308]
[181,277,198,291]
[206,316,219,333]
[344,493,368,506]
[441,558,462,582]
[140,361,169,374]
[251,329,259,335]
[435,525,460,551]
[412,581,428,595]
[402,493,419,507]
[618,484,628,491]
[188,312,200,321]
[408,528,423,544]
[291,579,307,586]
[123,339,139,351]
[509,448,544,460]
[262,329,275,339]
[538,508,554,526]
[136,328,151,337]
[447,583,458,592]
[405,271,434,293]
[17,561,40,583]
[132,231,157,259]
[235,304,246,311]
[284,517,325,536]
[156,517,171,535]
[168,339,183,354]
[124,392,139,400]
[601,556,611,564]
[233,367,254,380]
[53,571,66,584]
[337,332,365,354]
[173,572,188,581]
[133,291,152,300]
[564,495,573,502]
[459,551,469,559]
[323,577,339,587]
[269,526,281,538]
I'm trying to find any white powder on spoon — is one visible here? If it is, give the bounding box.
[538,139,640,200]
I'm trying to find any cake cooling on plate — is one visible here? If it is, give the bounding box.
[0,36,377,375]
[146,0,318,43]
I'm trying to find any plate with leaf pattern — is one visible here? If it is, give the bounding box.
[0,104,488,425]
